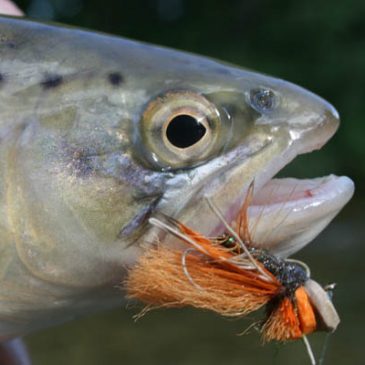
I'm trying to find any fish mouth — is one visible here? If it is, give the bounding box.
[155,139,354,259]
[241,174,353,257]
[198,101,355,258]
[209,141,354,259]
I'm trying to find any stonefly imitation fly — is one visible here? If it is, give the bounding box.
[126,184,340,365]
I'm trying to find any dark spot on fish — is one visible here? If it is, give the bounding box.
[107,72,124,86]
[5,41,16,49]
[0,35,17,49]
[71,149,95,177]
[41,74,63,89]
[0,73,4,83]
[61,143,97,178]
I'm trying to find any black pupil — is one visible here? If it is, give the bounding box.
[166,114,206,148]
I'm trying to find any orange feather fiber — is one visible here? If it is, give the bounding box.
[262,297,302,342]
[126,225,281,318]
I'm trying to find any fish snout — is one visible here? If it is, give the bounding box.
[271,84,341,154]
[293,95,340,154]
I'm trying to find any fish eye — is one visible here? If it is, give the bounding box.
[141,91,221,169]
[166,114,206,148]
[249,88,277,113]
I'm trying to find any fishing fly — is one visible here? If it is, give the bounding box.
[126,183,340,364]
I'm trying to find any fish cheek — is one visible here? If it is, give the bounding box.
[4,123,162,287]
[53,146,165,247]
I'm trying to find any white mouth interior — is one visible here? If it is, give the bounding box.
[244,174,354,257]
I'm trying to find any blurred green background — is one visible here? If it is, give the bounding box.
[12,0,364,364]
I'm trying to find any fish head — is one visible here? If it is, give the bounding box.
[134,55,353,257]
[0,18,353,336]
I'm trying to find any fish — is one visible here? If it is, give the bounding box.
[0,15,354,346]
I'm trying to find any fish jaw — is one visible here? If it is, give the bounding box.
[151,81,353,257]
[247,175,354,257]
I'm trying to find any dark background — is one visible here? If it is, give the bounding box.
[12,0,365,364]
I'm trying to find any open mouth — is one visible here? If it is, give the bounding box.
[205,128,354,258]
[245,174,354,257]
[158,143,354,260]
[153,140,354,259]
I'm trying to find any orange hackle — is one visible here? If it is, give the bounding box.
[262,286,317,342]
[127,221,281,318]
[263,296,302,341]
[126,184,320,345]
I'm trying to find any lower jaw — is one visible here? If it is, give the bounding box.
[214,174,354,258]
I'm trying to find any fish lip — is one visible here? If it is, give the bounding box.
[209,171,354,258]
[244,175,354,257]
